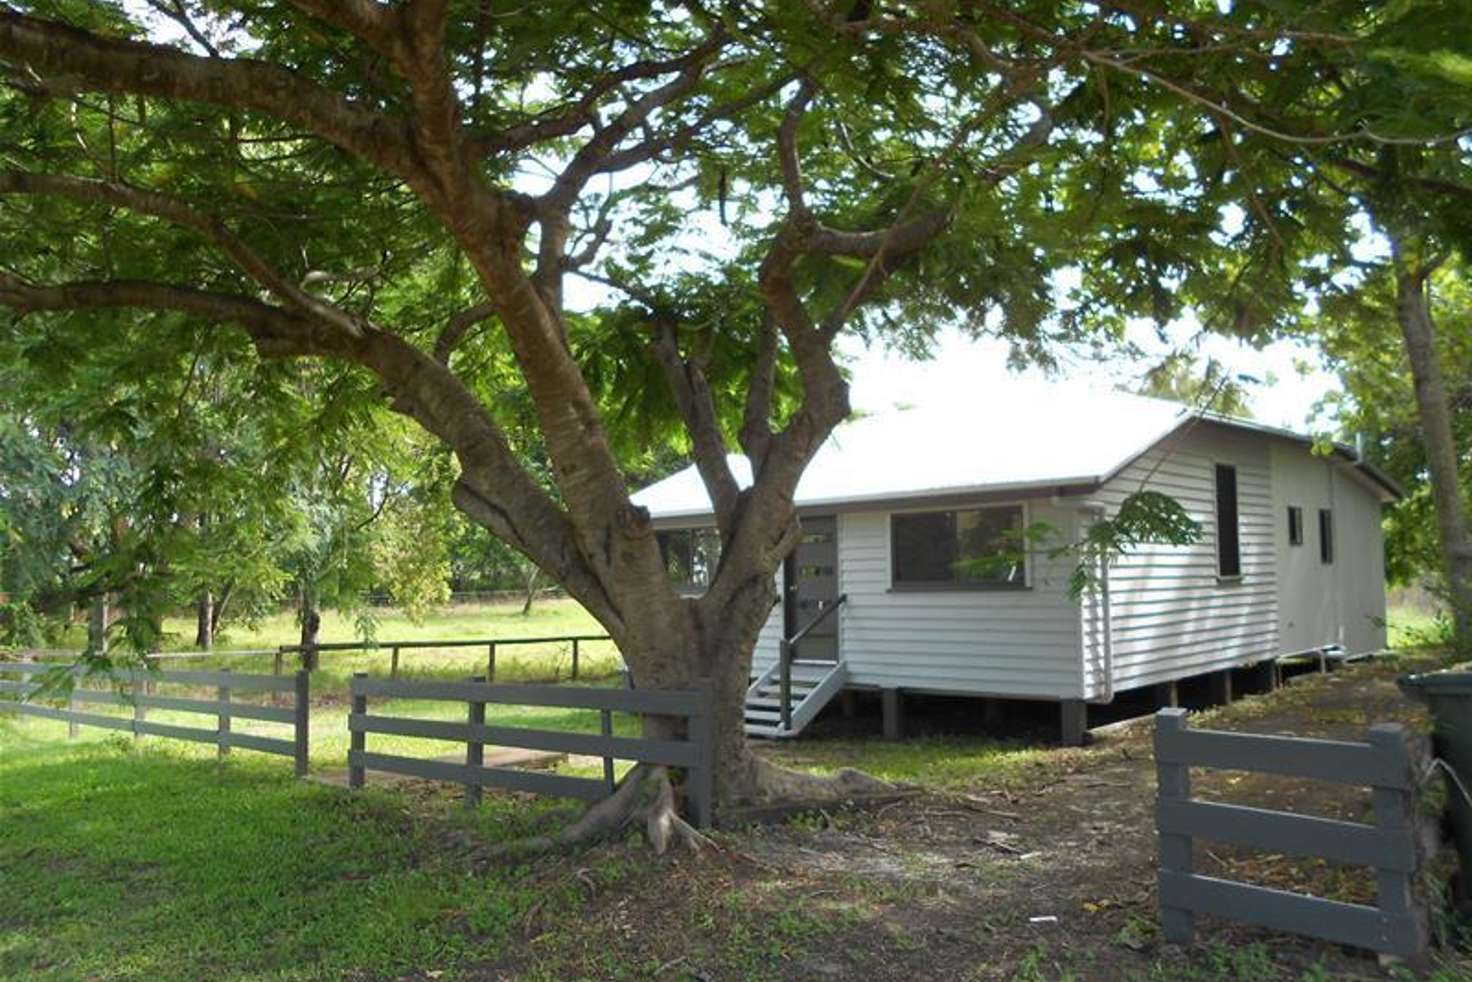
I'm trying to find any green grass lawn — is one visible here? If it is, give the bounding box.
[107,597,624,702]
[163,596,604,652]
[0,718,585,981]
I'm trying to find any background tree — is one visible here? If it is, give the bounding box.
[0,1,1455,835]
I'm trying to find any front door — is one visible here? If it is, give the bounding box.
[784,515,839,662]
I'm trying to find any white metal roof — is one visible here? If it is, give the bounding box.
[630,381,1396,521]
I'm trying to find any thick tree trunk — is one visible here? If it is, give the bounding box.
[194,591,213,650]
[1395,263,1472,652]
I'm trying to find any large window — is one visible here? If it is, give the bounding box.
[891,505,1026,590]
[1319,509,1334,564]
[1215,464,1241,578]
[657,527,721,593]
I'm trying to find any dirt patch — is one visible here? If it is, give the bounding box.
[467,654,1471,980]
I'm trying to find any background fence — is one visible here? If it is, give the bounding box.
[0,662,310,776]
[347,673,715,827]
[1154,708,1428,961]
[279,634,614,680]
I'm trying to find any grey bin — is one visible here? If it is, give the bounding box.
[1398,668,1472,899]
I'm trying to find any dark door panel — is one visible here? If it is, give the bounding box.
[785,515,839,662]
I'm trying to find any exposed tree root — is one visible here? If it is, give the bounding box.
[471,756,892,864]
[734,754,894,806]
[473,763,708,865]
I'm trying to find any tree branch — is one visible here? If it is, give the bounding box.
[0,274,326,356]
[649,320,741,534]
[0,10,422,182]
[0,169,366,339]
[433,301,496,363]
[739,312,779,470]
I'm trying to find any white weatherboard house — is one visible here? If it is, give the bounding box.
[631,384,1401,744]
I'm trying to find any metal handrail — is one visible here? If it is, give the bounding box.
[780,593,847,731]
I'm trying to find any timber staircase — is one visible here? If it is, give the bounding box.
[743,593,848,739]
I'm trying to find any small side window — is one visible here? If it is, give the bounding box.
[1287,506,1303,546]
[1318,509,1334,564]
[1214,464,1241,578]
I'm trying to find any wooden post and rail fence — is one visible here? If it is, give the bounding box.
[1154,708,1429,963]
[346,672,716,827]
[0,661,310,776]
[277,633,614,682]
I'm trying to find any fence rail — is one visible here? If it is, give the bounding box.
[1153,708,1428,961]
[278,633,614,681]
[0,661,310,776]
[347,672,715,827]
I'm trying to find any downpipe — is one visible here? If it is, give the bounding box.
[1076,503,1115,705]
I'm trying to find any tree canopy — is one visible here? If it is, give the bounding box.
[2,0,1468,811]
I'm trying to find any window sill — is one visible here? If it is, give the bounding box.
[888,583,1032,594]
[1217,575,1244,585]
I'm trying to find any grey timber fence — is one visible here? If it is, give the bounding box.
[347,673,716,827]
[278,633,614,681]
[0,661,310,776]
[1154,708,1428,961]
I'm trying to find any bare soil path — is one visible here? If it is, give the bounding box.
[473,654,1469,980]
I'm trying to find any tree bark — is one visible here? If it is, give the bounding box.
[520,567,539,615]
[299,586,321,670]
[194,591,214,650]
[1394,259,1472,652]
[87,594,108,654]
[211,581,233,636]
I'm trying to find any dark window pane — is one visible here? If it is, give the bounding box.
[1287,506,1303,546]
[1319,509,1334,564]
[1215,464,1241,577]
[955,506,1025,585]
[893,506,1026,587]
[893,511,955,583]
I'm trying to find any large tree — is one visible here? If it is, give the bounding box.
[0,1,1449,831]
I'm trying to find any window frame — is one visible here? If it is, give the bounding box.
[1287,505,1304,547]
[887,500,1032,593]
[1214,463,1243,580]
[656,525,722,596]
[1318,508,1335,564]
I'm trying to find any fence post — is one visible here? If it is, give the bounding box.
[67,670,78,740]
[600,708,615,794]
[133,664,148,743]
[572,638,580,680]
[1368,723,1428,965]
[686,679,716,829]
[349,672,366,789]
[1154,708,1194,944]
[293,669,310,779]
[217,668,232,760]
[487,642,496,682]
[465,676,486,808]
[390,646,401,680]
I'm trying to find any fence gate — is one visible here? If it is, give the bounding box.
[1153,708,1428,962]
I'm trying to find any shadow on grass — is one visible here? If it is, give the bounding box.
[0,729,586,980]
